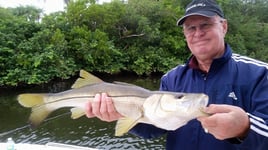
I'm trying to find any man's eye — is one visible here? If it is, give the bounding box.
[201,23,212,29]
[187,26,196,32]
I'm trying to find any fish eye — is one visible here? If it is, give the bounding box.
[176,94,184,99]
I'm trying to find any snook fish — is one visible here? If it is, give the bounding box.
[18,70,209,136]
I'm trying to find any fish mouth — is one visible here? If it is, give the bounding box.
[199,107,211,117]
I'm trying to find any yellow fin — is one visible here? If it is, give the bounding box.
[115,117,139,136]
[17,94,46,108]
[70,107,85,119]
[29,105,51,128]
[17,94,52,127]
[71,70,103,89]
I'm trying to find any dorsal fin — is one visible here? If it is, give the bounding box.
[71,70,103,89]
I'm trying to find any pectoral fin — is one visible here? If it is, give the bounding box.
[115,117,140,136]
[70,107,85,119]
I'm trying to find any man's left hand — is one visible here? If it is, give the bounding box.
[197,104,250,140]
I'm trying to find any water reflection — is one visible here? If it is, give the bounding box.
[0,74,166,149]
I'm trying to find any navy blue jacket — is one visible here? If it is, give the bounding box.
[130,44,268,150]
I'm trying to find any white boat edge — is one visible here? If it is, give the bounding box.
[0,142,99,150]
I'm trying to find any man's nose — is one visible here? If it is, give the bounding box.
[193,27,205,37]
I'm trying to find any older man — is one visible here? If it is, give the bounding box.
[85,0,268,149]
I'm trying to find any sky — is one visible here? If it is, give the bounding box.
[0,0,111,14]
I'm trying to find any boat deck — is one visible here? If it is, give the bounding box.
[0,142,99,150]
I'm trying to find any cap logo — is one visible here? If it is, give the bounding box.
[186,3,206,12]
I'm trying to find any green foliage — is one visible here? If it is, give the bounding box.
[221,0,268,61]
[0,0,268,86]
[68,26,123,73]
[9,6,42,22]
[6,28,76,85]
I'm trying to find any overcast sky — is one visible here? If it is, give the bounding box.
[0,0,111,14]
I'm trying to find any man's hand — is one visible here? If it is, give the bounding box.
[85,93,123,122]
[197,104,250,140]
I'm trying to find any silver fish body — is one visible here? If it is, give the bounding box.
[18,70,209,136]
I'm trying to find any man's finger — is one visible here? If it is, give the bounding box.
[205,104,233,114]
[92,93,102,117]
[98,93,110,120]
[85,101,94,118]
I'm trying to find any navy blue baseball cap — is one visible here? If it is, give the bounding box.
[177,0,224,26]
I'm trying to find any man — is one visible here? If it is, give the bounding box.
[85,0,268,149]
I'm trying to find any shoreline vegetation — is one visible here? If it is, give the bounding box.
[0,70,163,91]
[0,0,268,87]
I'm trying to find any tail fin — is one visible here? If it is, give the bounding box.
[17,94,51,127]
[29,105,51,127]
[18,94,45,107]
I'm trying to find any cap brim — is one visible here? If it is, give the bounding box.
[177,11,217,26]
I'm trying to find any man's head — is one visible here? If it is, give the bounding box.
[178,0,227,62]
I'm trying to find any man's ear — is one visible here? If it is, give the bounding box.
[222,19,228,35]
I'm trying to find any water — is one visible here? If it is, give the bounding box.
[0,74,166,149]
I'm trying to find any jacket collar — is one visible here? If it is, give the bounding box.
[187,43,232,73]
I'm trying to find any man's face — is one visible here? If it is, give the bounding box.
[183,15,228,61]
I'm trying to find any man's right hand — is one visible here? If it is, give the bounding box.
[85,93,123,122]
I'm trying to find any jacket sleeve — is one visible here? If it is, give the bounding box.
[236,69,268,149]
[129,123,167,139]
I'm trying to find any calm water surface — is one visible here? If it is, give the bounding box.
[0,74,166,149]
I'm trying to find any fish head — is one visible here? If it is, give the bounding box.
[159,92,209,114]
[143,92,209,130]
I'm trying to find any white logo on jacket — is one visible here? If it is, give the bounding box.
[228,92,238,100]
